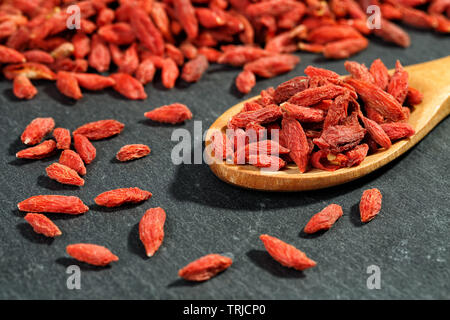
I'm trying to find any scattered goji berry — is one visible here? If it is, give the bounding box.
[181,54,209,83]
[94,187,152,208]
[360,188,382,223]
[46,163,85,186]
[16,140,56,159]
[66,244,118,267]
[304,204,343,234]
[110,73,147,100]
[24,213,62,238]
[73,73,115,91]
[18,195,89,215]
[21,117,55,145]
[116,144,151,162]
[52,128,71,150]
[178,254,232,282]
[139,207,166,257]
[235,70,256,94]
[73,119,124,141]
[56,71,83,100]
[144,103,193,124]
[260,234,316,271]
[73,134,96,165]
[59,150,87,176]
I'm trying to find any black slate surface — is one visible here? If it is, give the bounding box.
[0,27,449,300]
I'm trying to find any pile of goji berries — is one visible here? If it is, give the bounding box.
[0,0,448,99]
[214,58,420,172]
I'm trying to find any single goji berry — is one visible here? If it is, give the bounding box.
[66,244,118,266]
[46,163,85,186]
[16,140,56,159]
[21,117,55,146]
[178,254,232,281]
[144,103,193,124]
[139,207,166,257]
[181,54,209,83]
[18,195,89,214]
[53,128,71,150]
[59,150,87,176]
[56,71,82,100]
[73,134,96,165]
[360,188,382,223]
[304,204,343,234]
[73,119,124,141]
[24,213,62,238]
[116,144,151,162]
[110,73,147,100]
[260,234,316,271]
[94,188,152,208]
[73,73,115,91]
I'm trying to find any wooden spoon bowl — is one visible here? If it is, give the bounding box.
[205,56,450,191]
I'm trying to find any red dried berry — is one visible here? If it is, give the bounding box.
[73,134,96,165]
[178,254,233,282]
[94,188,152,208]
[260,234,316,271]
[66,244,118,267]
[24,213,62,238]
[46,163,85,186]
[53,128,71,150]
[59,150,87,176]
[304,204,343,234]
[144,103,193,124]
[18,195,89,215]
[139,207,166,257]
[360,188,382,223]
[21,117,55,145]
[116,144,151,162]
[16,140,56,159]
[73,119,124,141]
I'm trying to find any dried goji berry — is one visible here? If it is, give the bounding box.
[161,58,179,89]
[387,60,409,105]
[98,23,136,45]
[283,102,326,123]
[235,70,256,94]
[139,207,166,257]
[260,234,316,271]
[360,188,382,223]
[360,115,392,150]
[323,37,368,59]
[53,128,71,150]
[73,134,96,165]
[94,187,152,208]
[116,144,151,162]
[3,62,56,80]
[0,44,25,63]
[405,87,424,106]
[18,195,89,215]
[16,140,56,159]
[73,73,115,91]
[21,117,55,145]
[281,116,309,173]
[379,122,415,141]
[56,71,82,100]
[244,54,300,78]
[129,7,165,56]
[23,50,54,64]
[144,103,193,124]
[135,59,156,85]
[178,254,232,281]
[173,0,199,40]
[46,163,85,186]
[24,213,62,238]
[73,119,124,141]
[373,19,410,48]
[229,105,282,129]
[346,78,405,122]
[288,85,349,107]
[88,34,110,73]
[369,58,389,91]
[66,244,118,266]
[110,73,147,100]
[181,54,209,83]
[59,150,87,176]
[304,204,343,234]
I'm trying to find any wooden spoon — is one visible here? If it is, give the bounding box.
[205,56,450,191]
